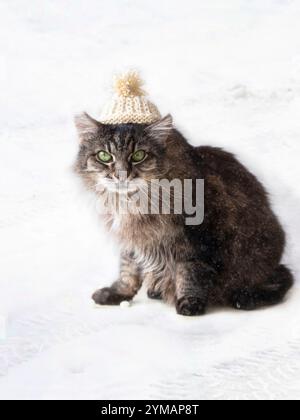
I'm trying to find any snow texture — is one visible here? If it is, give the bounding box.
[0,0,300,400]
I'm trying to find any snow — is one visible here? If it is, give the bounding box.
[1,0,300,400]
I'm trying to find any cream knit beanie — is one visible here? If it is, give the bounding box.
[99,71,161,125]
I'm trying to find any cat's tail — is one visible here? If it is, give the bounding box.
[230,264,294,310]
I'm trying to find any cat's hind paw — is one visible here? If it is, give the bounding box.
[175,297,206,316]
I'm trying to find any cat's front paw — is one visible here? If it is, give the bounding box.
[147,288,163,300]
[176,297,206,316]
[92,288,131,306]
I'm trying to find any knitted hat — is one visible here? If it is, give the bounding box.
[99,71,161,125]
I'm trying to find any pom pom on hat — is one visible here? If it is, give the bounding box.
[99,71,161,125]
[114,71,146,97]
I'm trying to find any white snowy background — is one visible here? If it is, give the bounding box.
[0,0,300,400]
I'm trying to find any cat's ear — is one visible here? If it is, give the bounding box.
[145,114,173,144]
[74,112,102,142]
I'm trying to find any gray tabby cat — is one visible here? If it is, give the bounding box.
[74,113,293,316]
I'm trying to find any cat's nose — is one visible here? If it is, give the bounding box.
[114,170,129,182]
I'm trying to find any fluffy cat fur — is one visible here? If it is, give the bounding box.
[74,113,293,316]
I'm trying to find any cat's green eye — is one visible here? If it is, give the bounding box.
[97,151,113,164]
[131,150,146,164]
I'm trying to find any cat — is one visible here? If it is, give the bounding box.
[74,112,293,316]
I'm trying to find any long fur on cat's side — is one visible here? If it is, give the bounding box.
[74,113,293,316]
